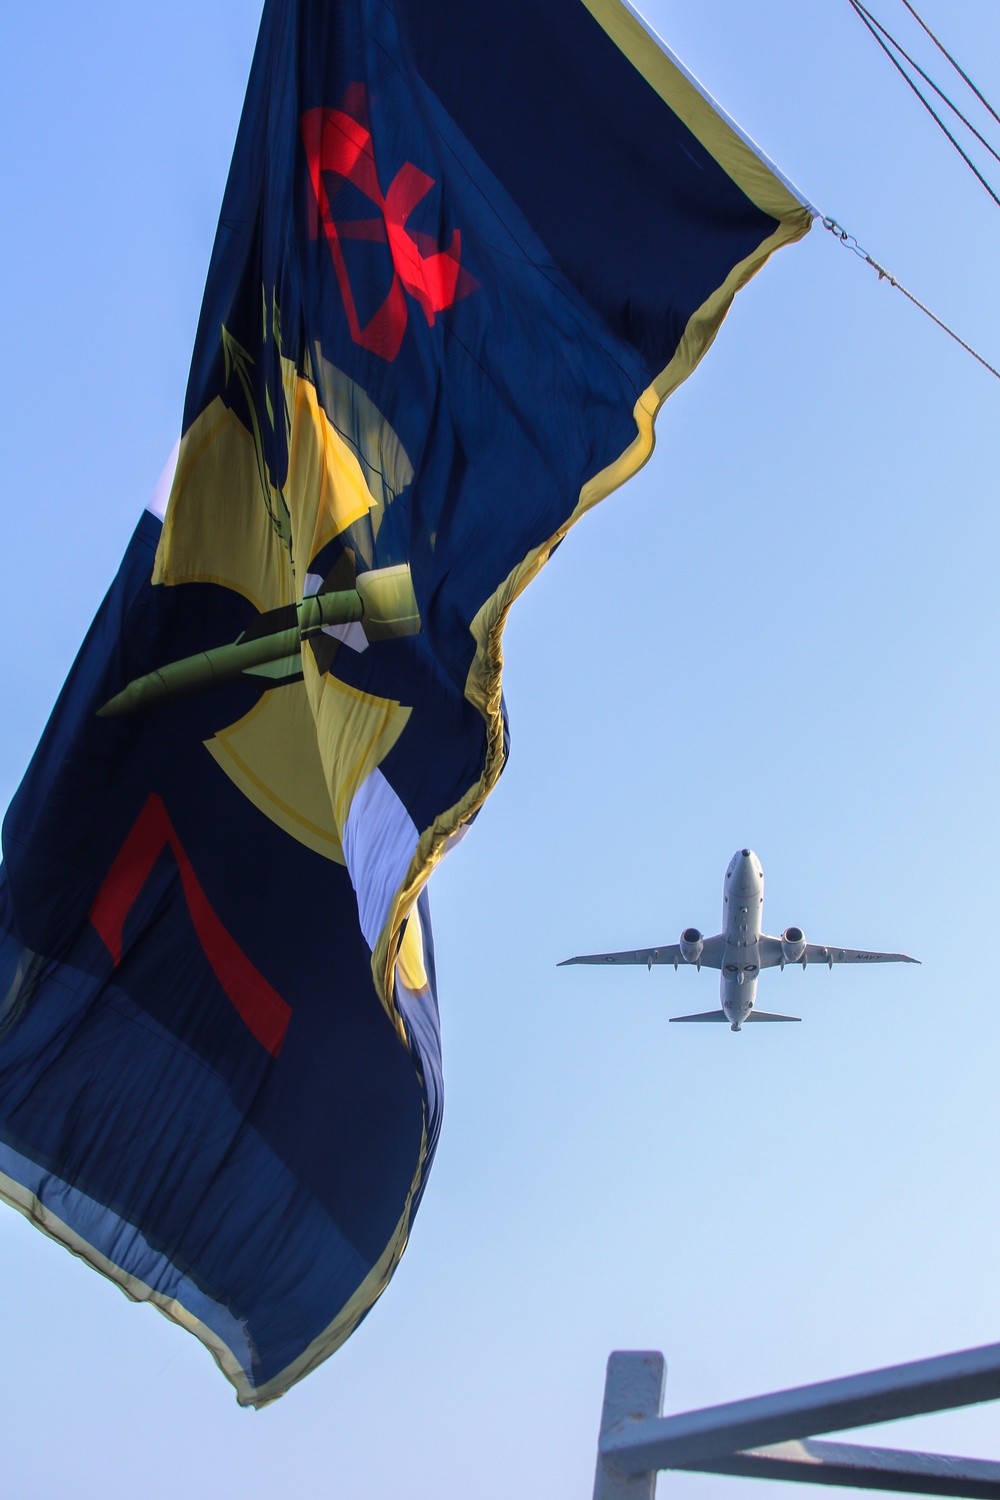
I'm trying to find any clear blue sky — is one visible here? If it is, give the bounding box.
[2,3,999,1496]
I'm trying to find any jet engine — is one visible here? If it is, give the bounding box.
[781,926,807,964]
[679,927,704,965]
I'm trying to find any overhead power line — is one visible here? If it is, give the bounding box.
[854,1,1000,169]
[847,0,1000,209]
[821,216,1000,383]
[896,0,1000,131]
[835,2,1000,384]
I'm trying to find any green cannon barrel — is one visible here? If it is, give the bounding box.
[97,589,365,717]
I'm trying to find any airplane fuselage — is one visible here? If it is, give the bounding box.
[721,849,764,1030]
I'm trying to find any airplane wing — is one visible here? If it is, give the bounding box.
[758,936,918,970]
[802,943,920,967]
[559,935,726,969]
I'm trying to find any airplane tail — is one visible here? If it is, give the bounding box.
[745,1010,801,1023]
[669,1010,729,1023]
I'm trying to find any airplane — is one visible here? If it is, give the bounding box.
[558,849,918,1031]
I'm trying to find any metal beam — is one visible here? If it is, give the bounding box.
[599,1342,1000,1476]
[693,1438,1000,1499]
[593,1353,665,1500]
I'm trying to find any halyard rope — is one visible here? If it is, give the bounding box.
[821,216,1000,383]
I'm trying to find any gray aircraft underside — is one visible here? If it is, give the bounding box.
[559,849,918,1031]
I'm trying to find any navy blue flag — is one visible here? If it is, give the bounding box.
[0,0,811,1404]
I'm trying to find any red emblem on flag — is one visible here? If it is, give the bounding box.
[89,794,291,1057]
[302,85,477,361]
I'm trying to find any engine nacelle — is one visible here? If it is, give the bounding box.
[781,926,807,964]
[679,927,704,966]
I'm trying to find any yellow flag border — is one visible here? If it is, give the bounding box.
[374,0,813,1030]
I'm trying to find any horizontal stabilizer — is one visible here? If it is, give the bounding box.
[745,1009,801,1023]
[669,1010,730,1023]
